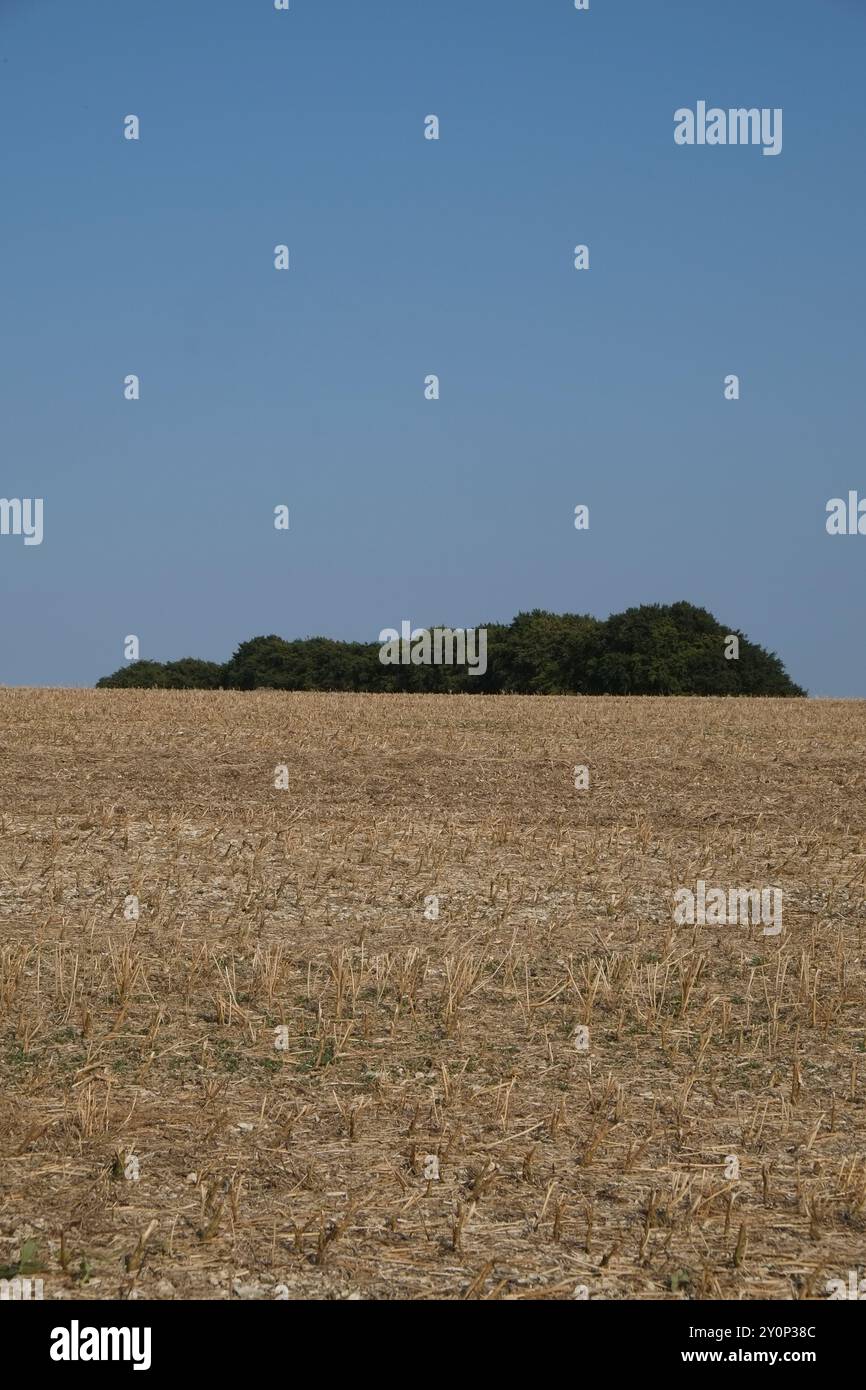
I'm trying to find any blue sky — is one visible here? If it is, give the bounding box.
[1,0,864,693]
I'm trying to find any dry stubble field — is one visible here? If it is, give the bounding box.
[1,688,865,1301]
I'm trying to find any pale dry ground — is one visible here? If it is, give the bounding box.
[1,689,865,1301]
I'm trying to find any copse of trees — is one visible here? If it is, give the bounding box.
[95,657,225,689]
[96,603,806,696]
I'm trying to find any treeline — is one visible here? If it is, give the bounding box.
[96,603,806,696]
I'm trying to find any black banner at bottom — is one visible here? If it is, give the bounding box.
[4,1296,860,1376]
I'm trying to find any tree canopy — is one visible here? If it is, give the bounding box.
[96,604,806,696]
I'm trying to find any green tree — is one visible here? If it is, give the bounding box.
[95,604,806,697]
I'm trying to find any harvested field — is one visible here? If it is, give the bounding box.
[1,688,865,1301]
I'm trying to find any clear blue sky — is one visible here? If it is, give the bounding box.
[1,0,864,694]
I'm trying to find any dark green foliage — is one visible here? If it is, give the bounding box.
[96,658,223,690]
[160,658,225,690]
[579,603,804,696]
[96,661,172,689]
[95,603,806,696]
[222,635,389,693]
[504,611,602,694]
